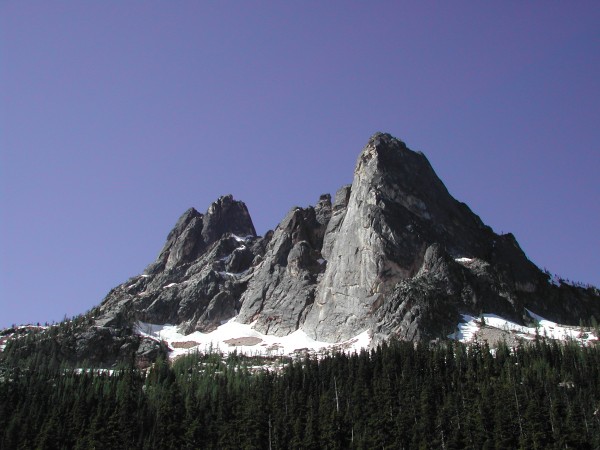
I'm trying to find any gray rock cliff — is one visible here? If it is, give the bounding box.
[5,133,598,366]
[74,133,600,352]
[302,133,547,342]
[236,195,331,336]
[51,194,268,366]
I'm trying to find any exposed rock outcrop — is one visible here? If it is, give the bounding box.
[34,195,268,366]
[98,195,263,335]
[4,133,598,366]
[236,195,331,336]
[303,133,547,342]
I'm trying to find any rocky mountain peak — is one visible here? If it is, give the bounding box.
[303,133,546,341]
[146,207,205,273]
[9,132,597,367]
[132,133,599,347]
[144,195,256,275]
[201,194,257,245]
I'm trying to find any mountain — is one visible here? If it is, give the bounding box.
[3,133,599,367]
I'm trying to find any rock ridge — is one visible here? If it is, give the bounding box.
[5,132,598,366]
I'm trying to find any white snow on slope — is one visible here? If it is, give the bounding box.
[448,315,481,342]
[455,257,474,263]
[74,368,115,376]
[0,325,48,352]
[136,318,371,360]
[449,310,598,346]
[232,234,253,243]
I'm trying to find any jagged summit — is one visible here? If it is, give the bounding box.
[303,132,545,342]
[4,133,599,366]
[201,194,256,244]
[145,195,256,274]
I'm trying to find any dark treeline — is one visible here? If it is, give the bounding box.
[1,338,600,449]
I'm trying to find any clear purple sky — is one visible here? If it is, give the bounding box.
[1,2,599,328]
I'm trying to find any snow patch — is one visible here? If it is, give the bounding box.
[0,325,49,352]
[448,314,480,342]
[449,311,598,346]
[218,271,237,278]
[136,318,372,360]
[232,234,253,243]
[74,368,115,376]
[455,257,474,263]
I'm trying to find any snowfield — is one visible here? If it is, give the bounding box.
[136,318,371,360]
[449,309,598,346]
[135,308,599,361]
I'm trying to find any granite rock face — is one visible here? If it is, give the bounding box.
[8,133,598,366]
[98,195,263,334]
[236,195,331,336]
[145,195,256,275]
[63,195,267,366]
[303,133,547,342]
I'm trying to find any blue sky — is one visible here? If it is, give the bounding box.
[1,1,599,327]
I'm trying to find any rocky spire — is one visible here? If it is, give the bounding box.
[201,194,256,245]
[146,207,205,274]
[53,132,600,367]
[236,194,332,336]
[303,132,544,341]
[146,195,256,274]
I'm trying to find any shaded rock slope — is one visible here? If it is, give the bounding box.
[4,133,599,366]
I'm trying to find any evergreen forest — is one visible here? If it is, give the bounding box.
[1,338,600,449]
